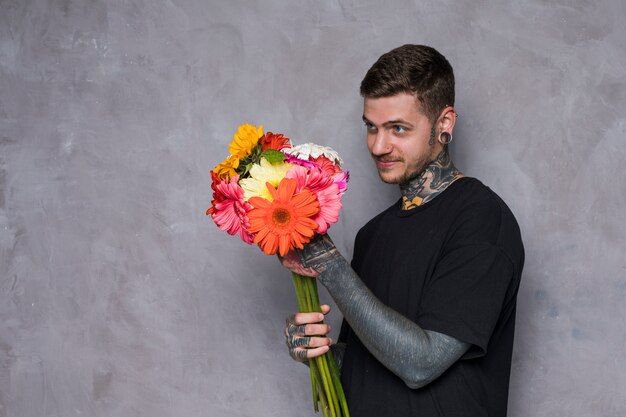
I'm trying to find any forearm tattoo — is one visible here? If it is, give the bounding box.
[400,149,462,210]
[296,233,344,274]
[298,235,471,388]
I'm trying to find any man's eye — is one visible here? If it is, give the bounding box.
[393,125,406,133]
[365,122,376,131]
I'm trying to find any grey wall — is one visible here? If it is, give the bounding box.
[1,0,625,416]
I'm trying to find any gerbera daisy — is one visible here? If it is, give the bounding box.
[283,143,343,165]
[239,158,293,201]
[229,123,263,159]
[284,154,320,170]
[248,178,319,256]
[206,171,222,215]
[307,155,349,194]
[312,155,342,175]
[260,132,292,151]
[286,165,342,235]
[214,155,240,180]
[332,170,349,195]
[210,176,254,244]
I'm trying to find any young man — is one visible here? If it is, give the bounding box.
[280,44,524,417]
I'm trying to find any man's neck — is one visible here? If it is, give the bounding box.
[400,150,463,210]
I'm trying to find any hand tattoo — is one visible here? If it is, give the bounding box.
[285,316,313,362]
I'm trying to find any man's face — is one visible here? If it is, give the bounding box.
[363,93,438,184]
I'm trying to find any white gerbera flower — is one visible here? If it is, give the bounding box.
[283,143,343,166]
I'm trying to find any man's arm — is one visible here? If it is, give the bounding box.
[282,234,471,389]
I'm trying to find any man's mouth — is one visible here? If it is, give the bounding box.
[374,157,401,169]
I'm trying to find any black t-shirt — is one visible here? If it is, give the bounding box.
[339,177,524,417]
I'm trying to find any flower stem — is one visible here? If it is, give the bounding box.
[291,272,350,416]
[312,359,330,417]
[305,278,340,415]
[310,360,319,412]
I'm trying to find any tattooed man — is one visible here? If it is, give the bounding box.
[280,45,524,417]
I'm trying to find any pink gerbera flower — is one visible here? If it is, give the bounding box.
[285,154,320,170]
[332,171,349,195]
[210,176,254,244]
[286,165,342,235]
[310,155,349,195]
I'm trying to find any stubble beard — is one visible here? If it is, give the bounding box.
[377,154,432,185]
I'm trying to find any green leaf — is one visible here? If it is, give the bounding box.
[261,149,286,164]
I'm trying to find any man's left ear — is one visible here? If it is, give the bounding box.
[438,106,457,133]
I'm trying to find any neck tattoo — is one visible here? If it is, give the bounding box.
[400,150,463,210]
[428,126,435,146]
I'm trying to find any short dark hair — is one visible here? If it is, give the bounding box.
[360,44,455,123]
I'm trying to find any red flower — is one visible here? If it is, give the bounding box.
[260,132,292,151]
[206,171,222,216]
[312,155,342,176]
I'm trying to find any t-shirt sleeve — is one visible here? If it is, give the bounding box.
[416,243,515,359]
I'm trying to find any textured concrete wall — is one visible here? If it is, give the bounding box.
[1,1,625,416]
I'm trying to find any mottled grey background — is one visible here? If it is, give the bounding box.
[1,0,625,416]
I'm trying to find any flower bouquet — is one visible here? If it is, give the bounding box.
[206,123,350,417]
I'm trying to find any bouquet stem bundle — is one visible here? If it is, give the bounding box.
[291,273,349,417]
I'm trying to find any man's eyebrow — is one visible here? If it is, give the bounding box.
[384,119,413,127]
[362,115,414,127]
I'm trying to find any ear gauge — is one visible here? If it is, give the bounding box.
[438,131,453,145]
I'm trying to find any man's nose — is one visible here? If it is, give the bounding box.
[370,131,391,155]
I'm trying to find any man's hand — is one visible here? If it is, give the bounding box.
[278,249,318,277]
[278,234,343,277]
[285,304,333,362]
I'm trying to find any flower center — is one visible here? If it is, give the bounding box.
[272,208,291,227]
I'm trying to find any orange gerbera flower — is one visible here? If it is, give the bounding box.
[248,178,320,256]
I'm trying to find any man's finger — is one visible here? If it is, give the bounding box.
[290,345,330,362]
[289,312,325,325]
[286,336,312,349]
[286,323,330,338]
[285,323,307,337]
[305,345,331,359]
[287,335,332,349]
[303,323,331,336]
